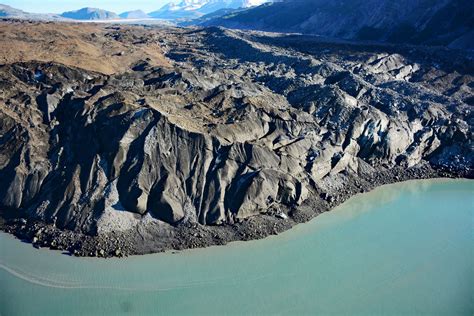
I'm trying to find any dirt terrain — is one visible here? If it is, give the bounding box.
[0,21,472,257]
[0,20,170,74]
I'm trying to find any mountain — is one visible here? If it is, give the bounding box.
[203,0,474,49]
[0,4,65,20]
[0,4,24,17]
[61,7,120,20]
[1,21,472,256]
[119,10,150,19]
[179,7,245,26]
[149,0,269,20]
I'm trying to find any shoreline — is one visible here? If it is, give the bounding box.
[0,21,471,260]
[1,164,470,258]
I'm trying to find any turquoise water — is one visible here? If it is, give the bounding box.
[1,179,473,315]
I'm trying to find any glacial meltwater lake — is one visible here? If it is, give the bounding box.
[0,179,473,315]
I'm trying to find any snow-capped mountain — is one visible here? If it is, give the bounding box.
[149,0,269,20]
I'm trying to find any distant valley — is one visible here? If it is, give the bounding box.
[1,0,472,50]
[0,1,270,22]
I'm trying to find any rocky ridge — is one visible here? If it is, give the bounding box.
[0,22,472,256]
[202,0,474,50]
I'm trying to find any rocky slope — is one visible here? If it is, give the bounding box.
[202,0,474,50]
[0,21,472,256]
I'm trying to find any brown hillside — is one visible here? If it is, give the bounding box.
[0,20,171,74]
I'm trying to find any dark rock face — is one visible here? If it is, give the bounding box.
[202,0,474,50]
[0,24,472,255]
